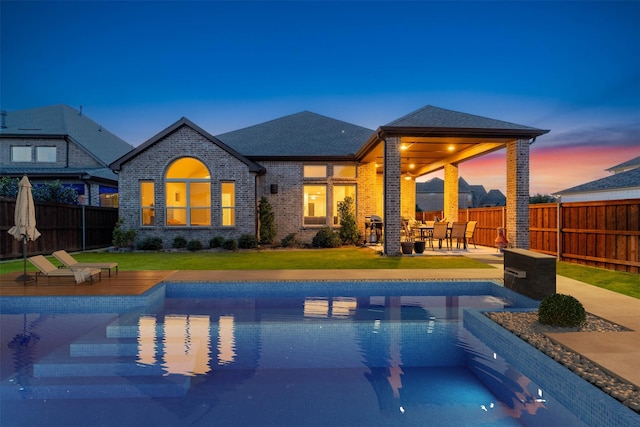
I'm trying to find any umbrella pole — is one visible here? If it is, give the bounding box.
[15,236,34,284]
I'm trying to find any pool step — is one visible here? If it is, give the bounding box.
[0,373,190,400]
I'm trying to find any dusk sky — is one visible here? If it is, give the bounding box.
[2,1,639,195]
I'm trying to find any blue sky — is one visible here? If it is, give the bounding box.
[2,1,639,195]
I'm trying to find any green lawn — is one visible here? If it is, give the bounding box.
[0,247,490,273]
[1,247,637,299]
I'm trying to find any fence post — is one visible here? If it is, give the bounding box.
[556,202,562,260]
[82,205,86,251]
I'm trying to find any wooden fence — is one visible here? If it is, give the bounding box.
[418,198,640,273]
[0,198,118,260]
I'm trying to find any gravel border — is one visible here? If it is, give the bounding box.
[485,311,640,414]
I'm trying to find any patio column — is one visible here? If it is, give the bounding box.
[506,139,530,248]
[443,163,459,222]
[383,136,402,255]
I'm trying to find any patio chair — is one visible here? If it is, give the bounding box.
[465,221,477,249]
[28,255,101,284]
[52,250,118,277]
[449,222,468,249]
[431,221,450,250]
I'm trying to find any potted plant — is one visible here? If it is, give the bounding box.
[414,240,426,254]
[401,240,414,254]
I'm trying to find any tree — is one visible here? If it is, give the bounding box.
[337,196,361,245]
[530,194,558,204]
[258,196,277,245]
[0,177,78,204]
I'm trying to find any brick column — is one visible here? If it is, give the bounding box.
[443,163,459,222]
[383,136,401,255]
[506,139,530,248]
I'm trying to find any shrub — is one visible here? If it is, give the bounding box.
[186,240,203,251]
[223,238,238,251]
[337,196,361,245]
[172,236,187,249]
[538,293,586,327]
[209,236,225,248]
[258,197,277,245]
[112,218,136,249]
[137,237,163,251]
[312,227,342,248]
[238,234,258,249]
[281,233,300,248]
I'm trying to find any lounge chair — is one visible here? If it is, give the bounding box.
[28,255,101,284]
[52,250,118,277]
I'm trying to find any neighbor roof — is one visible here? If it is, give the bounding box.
[606,155,640,173]
[0,104,133,165]
[556,167,640,194]
[217,111,374,158]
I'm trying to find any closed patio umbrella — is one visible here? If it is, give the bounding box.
[7,176,41,283]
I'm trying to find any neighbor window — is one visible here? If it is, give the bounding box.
[36,146,56,162]
[303,165,327,178]
[333,185,356,225]
[165,158,211,226]
[303,185,327,226]
[11,146,31,162]
[140,181,155,226]
[334,165,356,178]
[221,182,235,226]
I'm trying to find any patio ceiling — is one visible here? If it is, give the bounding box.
[356,127,548,179]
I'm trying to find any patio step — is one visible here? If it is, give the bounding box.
[0,373,190,400]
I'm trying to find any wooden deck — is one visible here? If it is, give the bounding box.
[0,270,176,296]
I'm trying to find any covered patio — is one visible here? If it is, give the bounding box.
[356,106,549,255]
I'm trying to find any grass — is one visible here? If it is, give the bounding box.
[0,247,490,273]
[1,247,637,299]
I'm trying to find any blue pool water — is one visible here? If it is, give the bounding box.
[0,281,636,427]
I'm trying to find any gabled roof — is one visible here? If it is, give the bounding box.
[217,111,374,158]
[607,155,640,173]
[479,189,506,206]
[110,117,264,173]
[416,177,473,193]
[384,105,545,133]
[0,104,133,166]
[555,167,640,195]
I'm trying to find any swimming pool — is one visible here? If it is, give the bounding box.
[1,281,637,427]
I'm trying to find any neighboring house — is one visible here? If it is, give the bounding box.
[416,177,505,211]
[0,105,133,206]
[555,156,640,202]
[111,105,547,254]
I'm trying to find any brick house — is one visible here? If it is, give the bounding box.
[110,105,548,254]
[0,105,133,206]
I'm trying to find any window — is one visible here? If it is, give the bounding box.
[36,146,56,162]
[334,165,356,178]
[165,158,211,226]
[333,185,356,225]
[303,185,327,226]
[11,146,31,162]
[303,165,327,178]
[140,181,155,225]
[221,182,235,226]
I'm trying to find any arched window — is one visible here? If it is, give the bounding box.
[165,158,211,226]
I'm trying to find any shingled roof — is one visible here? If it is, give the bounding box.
[0,104,133,165]
[556,167,640,195]
[217,111,374,158]
[385,105,543,131]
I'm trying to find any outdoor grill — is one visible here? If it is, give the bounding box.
[364,215,383,244]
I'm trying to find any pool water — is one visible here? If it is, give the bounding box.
[0,282,631,426]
